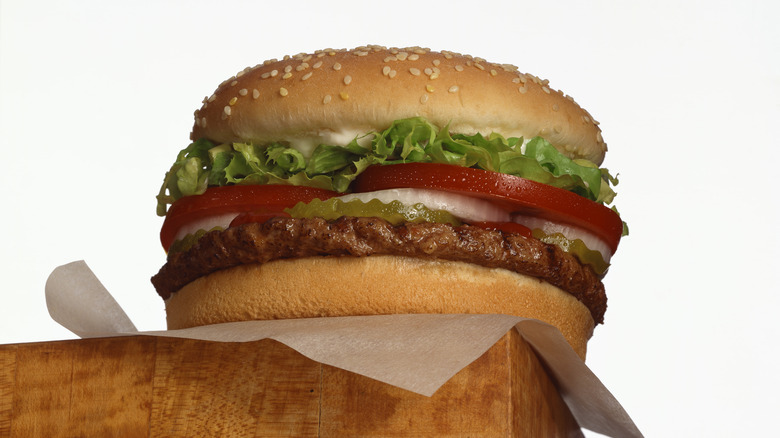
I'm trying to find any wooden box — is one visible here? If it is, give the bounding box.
[0,329,580,437]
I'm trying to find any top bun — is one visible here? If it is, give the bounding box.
[191,45,607,164]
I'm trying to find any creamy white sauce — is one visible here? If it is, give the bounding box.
[284,127,374,158]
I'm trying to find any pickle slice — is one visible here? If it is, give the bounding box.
[285,198,462,226]
[532,229,610,275]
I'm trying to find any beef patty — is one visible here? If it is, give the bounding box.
[151,216,607,323]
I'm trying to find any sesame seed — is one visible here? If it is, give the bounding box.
[432,59,440,66]
[542,86,551,94]
[596,131,603,142]
[340,91,349,100]
[284,65,293,73]
[229,97,238,105]
[382,66,391,76]
[552,104,559,111]
[208,94,217,102]
[270,70,279,77]
[355,50,368,56]
[313,61,323,69]
[490,69,498,76]
[455,65,464,72]
[397,52,408,61]
[384,56,397,62]
[474,63,485,71]
[426,84,435,93]
[252,89,260,99]
[230,80,238,86]
[413,48,426,54]
[424,67,433,75]
[333,62,342,71]
[282,72,293,79]
[410,68,421,76]
[448,85,459,93]
[444,53,453,59]
[201,117,207,127]
[388,69,397,78]
[429,72,439,80]
[512,78,520,84]
[323,95,332,104]
[518,86,527,94]
[295,63,308,71]
[420,94,429,104]
[238,88,248,96]
[302,72,313,81]
[223,106,231,116]
[279,87,288,97]
[408,54,420,61]
[344,75,352,85]
[261,72,271,79]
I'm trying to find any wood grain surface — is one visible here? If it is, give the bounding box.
[0,330,580,437]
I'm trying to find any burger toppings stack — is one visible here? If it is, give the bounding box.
[151,45,627,359]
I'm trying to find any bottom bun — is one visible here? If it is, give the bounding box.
[164,255,595,359]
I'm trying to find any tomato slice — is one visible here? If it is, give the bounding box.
[353,163,623,253]
[160,185,337,251]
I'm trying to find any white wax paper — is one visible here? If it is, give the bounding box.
[45,260,642,438]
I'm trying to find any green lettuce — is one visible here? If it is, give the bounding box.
[156,117,620,216]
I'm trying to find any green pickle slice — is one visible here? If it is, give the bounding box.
[531,229,610,275]
[285,198,462,226]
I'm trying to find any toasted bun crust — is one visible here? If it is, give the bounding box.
[164,256,595,359]
[191,45,607,164]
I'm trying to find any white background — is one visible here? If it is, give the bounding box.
[2,1,779,436]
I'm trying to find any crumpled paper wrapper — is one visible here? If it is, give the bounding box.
[46,260,641,438]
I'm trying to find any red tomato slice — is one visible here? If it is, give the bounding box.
[160,185,337,251]
[353,163,623,253]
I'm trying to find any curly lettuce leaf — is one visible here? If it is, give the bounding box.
[156,117,620,216]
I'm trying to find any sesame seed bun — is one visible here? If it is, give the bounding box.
[164,256,595,359]
[191,45,607,164]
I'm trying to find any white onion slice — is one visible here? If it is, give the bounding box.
[172,212,239,244]
[512,214,613,261]
[337,188,511,223]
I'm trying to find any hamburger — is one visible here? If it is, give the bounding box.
[152,45,626,359]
